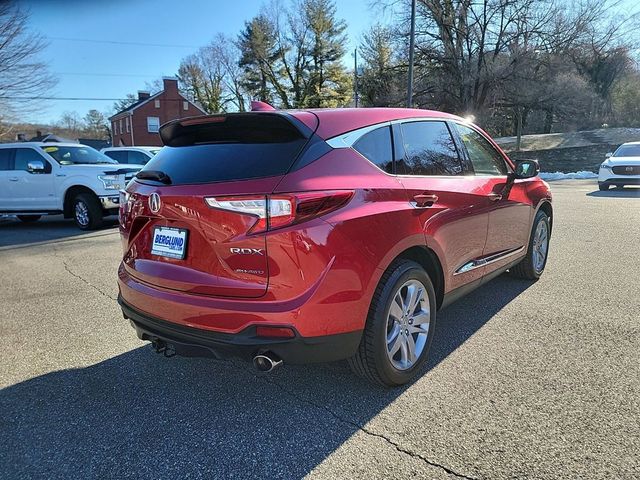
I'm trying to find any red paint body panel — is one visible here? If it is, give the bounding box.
[118,107,552,354]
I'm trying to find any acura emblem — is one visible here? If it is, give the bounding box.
[149,193,161,213]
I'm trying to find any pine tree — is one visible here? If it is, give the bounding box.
[303,0,351,107]
[237,15,282,105]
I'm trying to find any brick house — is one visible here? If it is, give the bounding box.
[109,77,206,146]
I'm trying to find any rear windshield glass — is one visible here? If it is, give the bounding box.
[613,144,640,157]
[141,114,308,184]
[143,141,307,184]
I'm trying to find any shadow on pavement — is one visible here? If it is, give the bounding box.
[0,274,532,478]
[586,186,640,198]
[0,215,118,249]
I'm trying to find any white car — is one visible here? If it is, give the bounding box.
[0,142,141,229]
[101,146,160,165]
[599,142,640,190]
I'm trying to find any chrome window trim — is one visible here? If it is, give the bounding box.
[326,122,393,148]
[327,117,513,180]
[326,117,458,148]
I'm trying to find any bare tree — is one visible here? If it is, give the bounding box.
[179,34,248,113]
[0,2,57,134]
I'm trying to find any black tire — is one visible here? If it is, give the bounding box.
[17,215,41,223]
[510,210,550,280]
[348,259,437,387]
[598,183,609,191]
[72,193,103,230]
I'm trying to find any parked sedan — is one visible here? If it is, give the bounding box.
[101,146,160,165]
[117,108,552,386]
[599,142,640,190]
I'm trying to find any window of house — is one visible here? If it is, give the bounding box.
[112,123,117,135]
[353,126,394,174]
[147,117,160,133]
[119,119,123,134]
[126,117,130,133]
[154,99,160,108]
[397,121,463,176]
[183,101,188,111]
[456,124,508,175]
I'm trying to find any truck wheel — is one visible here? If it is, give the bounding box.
[17,215,41,223]
[348,259,437,387]
[73,193,103,230]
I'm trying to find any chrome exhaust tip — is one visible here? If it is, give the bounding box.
[253,353,283,372]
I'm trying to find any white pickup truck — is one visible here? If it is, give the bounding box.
[0,142,141,230]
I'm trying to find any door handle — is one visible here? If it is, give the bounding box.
[413,193,439,207]
[9,177,19,182]
[487,192,502,202]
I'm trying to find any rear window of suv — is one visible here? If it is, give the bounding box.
[141,114,309,185]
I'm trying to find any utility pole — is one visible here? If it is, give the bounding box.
[407,0,417,108]
[354,47,359,108]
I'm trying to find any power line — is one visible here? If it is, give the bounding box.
[54,72,158,78]
[47,36,199,49]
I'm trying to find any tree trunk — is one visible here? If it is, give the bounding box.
[543,109,553,134]
[515,107,523,152]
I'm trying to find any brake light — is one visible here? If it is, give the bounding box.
[204,190,353,234]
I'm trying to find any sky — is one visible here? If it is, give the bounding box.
[18,0,393,124]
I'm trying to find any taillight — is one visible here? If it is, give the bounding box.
[204,190,353,234]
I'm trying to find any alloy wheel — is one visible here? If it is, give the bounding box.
[75,201,89,227]
[386,279,430,370]
[532,220,549,273]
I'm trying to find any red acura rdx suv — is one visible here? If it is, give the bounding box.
[117,107,552,386]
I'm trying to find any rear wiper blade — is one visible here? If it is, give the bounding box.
[135,170,172,184]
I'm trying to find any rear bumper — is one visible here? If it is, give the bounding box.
[119,296,361,364]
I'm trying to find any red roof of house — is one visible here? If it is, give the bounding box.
[289,107,462,139]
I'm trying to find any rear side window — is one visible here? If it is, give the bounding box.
[143,114,308,185]
[0,149,13,170]
[127,151,149,164]
[398,121,462,176]
[104,150,127,163]
[353,126,393,173]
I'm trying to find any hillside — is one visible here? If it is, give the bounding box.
[494,128,640,152]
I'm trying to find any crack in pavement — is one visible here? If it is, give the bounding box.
[51,246,117,302]
[236,363,478,480]
[61,261,117,301]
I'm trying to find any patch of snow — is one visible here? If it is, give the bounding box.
[539,171,598,180]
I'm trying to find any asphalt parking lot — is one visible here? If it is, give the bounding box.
[1,180,638,479]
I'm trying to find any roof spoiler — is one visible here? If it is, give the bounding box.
[251,101,276,111]
[159,113,310,147]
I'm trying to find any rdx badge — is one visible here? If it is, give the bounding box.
[230,248,265,255]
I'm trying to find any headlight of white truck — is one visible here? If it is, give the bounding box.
[98,174,122,190]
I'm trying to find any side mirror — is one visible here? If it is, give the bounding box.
[513,159,540,179]
[27,160,45,173]
[605,152,613,158]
